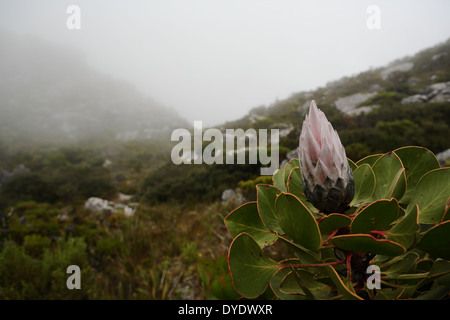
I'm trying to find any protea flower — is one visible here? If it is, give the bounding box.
[298,100,354,214]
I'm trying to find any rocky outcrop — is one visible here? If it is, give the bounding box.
[221,188,246,207]
[333,92,378,116]
[84,197,135,217]
[380,62,414,80]
[401,94,428,104]
[402,81,450,104]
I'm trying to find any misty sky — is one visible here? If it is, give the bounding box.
[1,0,450,126]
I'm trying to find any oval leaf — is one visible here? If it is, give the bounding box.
[286,167,303,196]
[319,213,352,234]
[351,199,400,234]
[279,270,331,299]
[331,234,406,256]
[406,167,450,224]
[355,154,382,167]
[372,152,406,201]
[256,184,283,234]
[351,164,376,205]
[273,169,287,192]
[386,204,419,249]
[324,265,363,300]
[393,146,440,204]
[225,202,277,248]
[270,268,304,300]
[384,252,420,278]
[275,193,321,251]
[228,233,278,298]
[418,220,450,260]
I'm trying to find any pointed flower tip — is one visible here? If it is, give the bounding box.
[309,100,318,115]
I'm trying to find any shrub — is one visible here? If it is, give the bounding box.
[224,148,450,300]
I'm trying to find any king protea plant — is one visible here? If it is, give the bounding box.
[298,100,354,214]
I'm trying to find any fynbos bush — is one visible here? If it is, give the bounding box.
[224,101,450,300]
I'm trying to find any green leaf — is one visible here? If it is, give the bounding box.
[288,158,300,170]
[431,260,450,287]
[279,269,331,299]
[418,259,450,288]
[270,268,304,300]
[318,213,352,235]
[393,146,440,204]
[406,167,450,224]
[272,168,286,192]
[348,158,357,172]
[386,204,419,249]
[324,265,363,300]
[277,235,322,264]
[374,288,405,300]
[275,193,322,251]
[286,167,318,215]
[351,199,400,234]
[224,202,277,248]
[350,164,376,206]
[418,220,450,260]
[383,252,420,278]
[278,270,314,299]
[228,233,278,299]
[283,161,296,187]
[415,285,450,300]
[331,234,406,256]
[286,167,302,196]
[256,184,283,234]
[371,152,406,201]
[355,154,382,167]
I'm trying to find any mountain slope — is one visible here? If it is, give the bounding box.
[0,31,187,147]
[220,38,450,161]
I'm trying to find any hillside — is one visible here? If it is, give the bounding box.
[140,38,450,206]
[0,34,449,300]
[220,37,450,160]
[0,31,187,150]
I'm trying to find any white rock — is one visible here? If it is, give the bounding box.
[333,92,377,115]
[401,94,428,104]
[380,62,414,80]
[85,197,116,213]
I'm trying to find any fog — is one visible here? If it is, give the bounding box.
[1,0,450,127]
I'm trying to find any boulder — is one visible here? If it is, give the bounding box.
[401,81,450,104]
[380,62,414,80]
[426,81,450,103]
[85,197,116,213]
[221,188,246,207]
[84,196,135,217]
[401,94,428,104]
[333,92,377,115]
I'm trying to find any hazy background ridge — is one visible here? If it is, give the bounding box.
[1,0,450,126]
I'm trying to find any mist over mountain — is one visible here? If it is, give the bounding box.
[223,37,450,129]
[214,37,450,165]
[0,31,187,148]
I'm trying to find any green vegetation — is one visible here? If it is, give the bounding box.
[223,148,450,300]
[0,38,449,300]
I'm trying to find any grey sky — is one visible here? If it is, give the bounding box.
[1,0,450,126]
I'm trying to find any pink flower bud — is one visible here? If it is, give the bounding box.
[298,100,354,213]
